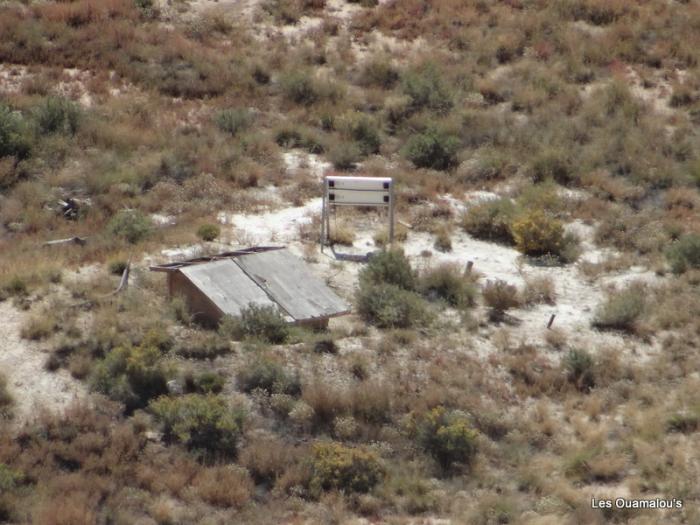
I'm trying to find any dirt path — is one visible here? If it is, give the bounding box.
[0,301,87,426]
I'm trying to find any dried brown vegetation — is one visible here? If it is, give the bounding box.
[0,0,699,522]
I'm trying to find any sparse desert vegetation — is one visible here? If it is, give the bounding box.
[0,0,699,523]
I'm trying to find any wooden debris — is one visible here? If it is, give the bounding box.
[44,236,87,247]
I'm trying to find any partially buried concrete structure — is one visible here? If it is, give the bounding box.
[150,246,350,328]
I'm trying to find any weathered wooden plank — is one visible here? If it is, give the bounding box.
[235,249,350,321]
[180,259,279,318]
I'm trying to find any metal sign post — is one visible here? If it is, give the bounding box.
[321,176,394,251]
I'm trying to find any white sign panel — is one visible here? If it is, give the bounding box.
[327,176,392,191]
[328,188,390,206]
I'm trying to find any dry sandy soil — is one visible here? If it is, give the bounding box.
[0,301,87,427]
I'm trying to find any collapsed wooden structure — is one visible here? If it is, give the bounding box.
[150,246,350,327]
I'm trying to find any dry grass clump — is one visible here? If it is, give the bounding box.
[592,282,647,333]
[373,224,408,247]
[192,466,253,508]
[327,222,355,246]
[239,437,298,485]
[482,279,521,318]
[432,224,452,252]
[20,313,60,341]
[522,275,557,306]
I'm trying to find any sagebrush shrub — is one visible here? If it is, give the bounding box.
[482,280,520,313]
[403,127,459,171]
[107,209,153,244]
[415,407,478,472]
[328,141,361,171]
[108,259,128,276]
[91,345,169,412]
[419,264,476,309]
[340,112,381,156]
[216,108,251,136]
[462,198,516,244]
[361,57,399,88]
[666,233,700,274]
[530,149,574,184]
[511,209,571,259]
[236,355,301,396]
[196,223,220,241]
[0,104,31,161]
[274,125,325,153]
[0,464,22,491]
[401,64,453,113]
[150,394,246,462]
[359,249,416,291]
[281,70,318,105]
[35,97,80,135]
[0,374,13,419]
[356,283,431,328]
[221,305,290,343]
[564,349,595,392]
[186,371,225,394]
[592,284,646,332]
[309,442,384,496]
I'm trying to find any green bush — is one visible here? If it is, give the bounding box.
[108,259,128,276]
[0,374,13,419]
[280,70,318,105]
[150,394,246,462]
[356,283,431,329]
[530,149,574,184]
[419,264,476,309]
[401,64,453,113]
[174,333,232,359]
[187,371,225,394]
[274,126,324,153]
[328,142,361,171]
[197,223,221,241]
[667,411,700,433]
[0,464,22,491]
[107,209,153,244]
[592,284,646,332]
[221,305,290,344]
[360,249,416,291]
[355,252,430,326]
[403,128,459,171]
[1,276,28,299]
[462,198,516,244]
[341,113,381,156]
[511,209,578,262]
[309,442,385,496]
[0,104,31,161]
[35,97,80,135]
[236,355,301,396]
[564,349,595,392]
[666,233,700,274]
[216,108,251,136]
[91,345,169,412]
[361,57,399,88]
[415,407,478,472]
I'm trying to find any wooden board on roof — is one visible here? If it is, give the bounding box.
[179,259,284,319]
[234,249,350,321]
